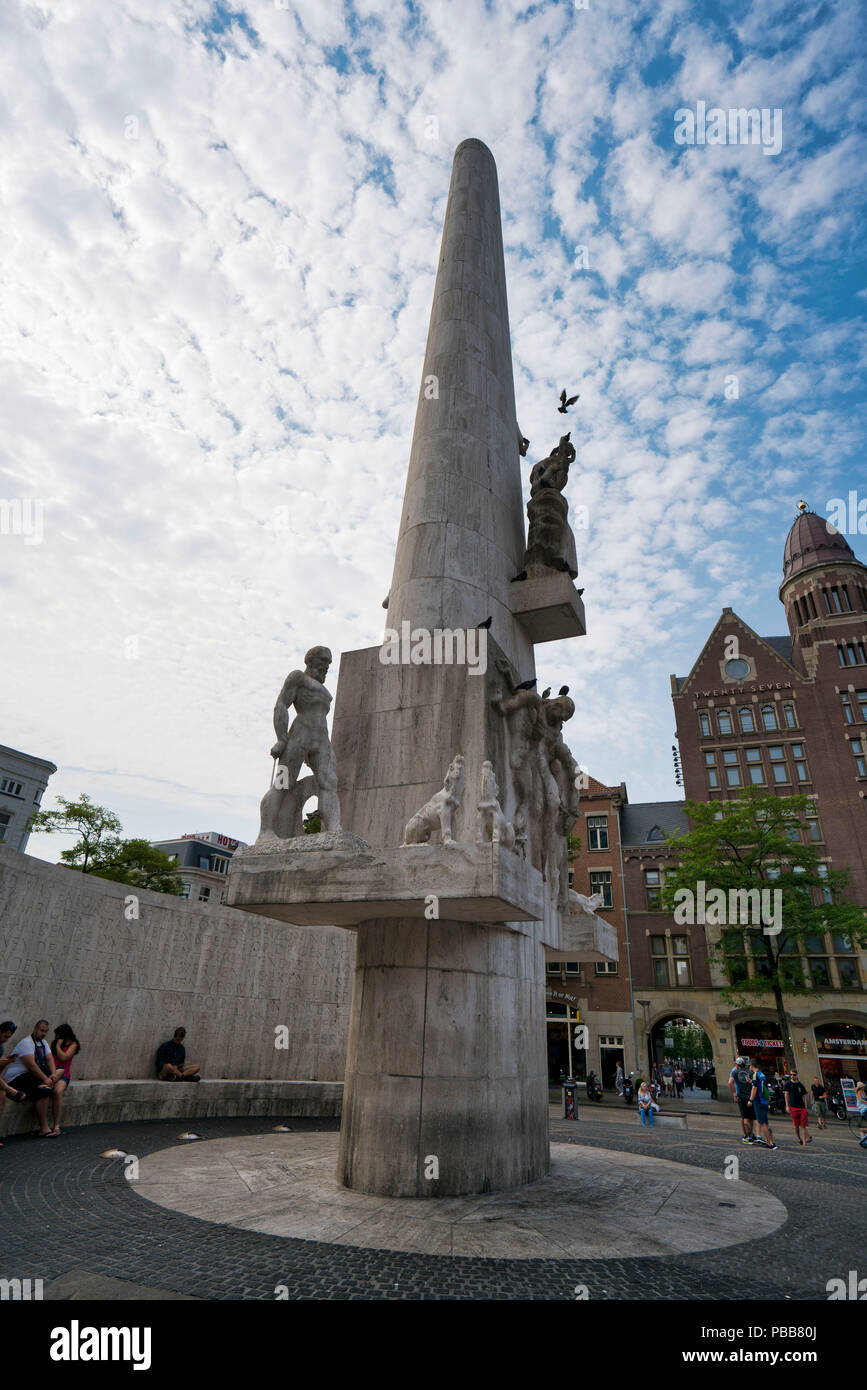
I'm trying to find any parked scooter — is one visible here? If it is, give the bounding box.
[767,1079,786,1116]
[585,1071,604,1102]
[827,1088,848,1121]
[622,1071,636,1104]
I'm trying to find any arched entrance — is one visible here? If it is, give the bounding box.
[649,1015,714,1095]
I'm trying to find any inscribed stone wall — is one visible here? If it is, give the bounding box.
[0,847,354,1080]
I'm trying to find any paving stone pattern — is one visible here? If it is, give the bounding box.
[1,1116,864,1301]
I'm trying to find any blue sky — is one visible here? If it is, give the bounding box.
[1,0,865,861]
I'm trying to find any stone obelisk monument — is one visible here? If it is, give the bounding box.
[229,139,613,1198]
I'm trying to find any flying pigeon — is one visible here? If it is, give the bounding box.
[558,389,580,414]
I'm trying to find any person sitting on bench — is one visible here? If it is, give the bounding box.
[155,1027,201,1081]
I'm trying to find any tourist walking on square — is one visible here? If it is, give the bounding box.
[810,1077,828,1130]
[783,1069,811,1146]
[750,1063,777,1149]
[729,1056,757,1143]
[662,1058,674,1095]
[637,1081,655,1126]
[3,1019,55,1136]
[674,1065,684,1099]
[615,1062,624,1096]
[42,1024,79,1135]
[156,1027,201,1081]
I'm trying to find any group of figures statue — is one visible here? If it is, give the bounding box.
[253,643,581,908]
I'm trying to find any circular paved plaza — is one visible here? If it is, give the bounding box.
[2,1113,864,1299]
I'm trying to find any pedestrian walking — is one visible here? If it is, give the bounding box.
[810,1077,828,1130]
[615,1062,624,1097]
[674,1065,684,1099]
[728,1055,757,1144]
[662,1058,674,1095]
[749,1063,778,1149]
[783,1069,811,1146]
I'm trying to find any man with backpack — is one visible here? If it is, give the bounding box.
[729,1055,757,1143]
[749,1061,778,1150]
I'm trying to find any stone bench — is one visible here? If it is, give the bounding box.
[651,1112,688,1129]
[0,1079,343,1137]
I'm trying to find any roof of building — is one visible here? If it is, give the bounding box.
[760,635,793,663]
[783,507,857,580]
[620,800,690,846]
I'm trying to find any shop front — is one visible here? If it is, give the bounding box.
[814,1022,867,1085]
[736,1022,787,1076]
[546,985,585,1082]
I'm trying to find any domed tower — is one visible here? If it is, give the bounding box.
[779,501,867,677]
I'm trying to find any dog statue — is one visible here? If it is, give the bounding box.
[476,760,516,851]
[402,754,466,847]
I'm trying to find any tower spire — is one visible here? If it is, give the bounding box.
[385,139,531,671]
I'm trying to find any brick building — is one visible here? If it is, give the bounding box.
[563,508,867,1090]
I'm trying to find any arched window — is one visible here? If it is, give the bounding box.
[739,707,755,733]
[646,826,665,842]
[761,704,778,731]
[717,708,733,735]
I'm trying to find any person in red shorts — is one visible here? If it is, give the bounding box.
[783,1068,811,1146]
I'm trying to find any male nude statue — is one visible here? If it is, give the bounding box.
[257,645,341,842]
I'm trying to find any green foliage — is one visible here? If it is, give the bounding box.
[567,833,582,856]
[29,794,185,895]
[28,793,123,874]
[665,1021,713,1061]
[661,788,867,1064]
[303,809,322,835]
[88,839,186,895]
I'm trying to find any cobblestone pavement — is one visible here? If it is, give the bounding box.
[1,1114,864,1300]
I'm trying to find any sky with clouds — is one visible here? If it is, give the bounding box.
[2,0,866,862]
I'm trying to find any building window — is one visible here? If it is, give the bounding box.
[650,936,669,987]
[838,641,867,666]
[806,813,821,842]
[842,693,854,724]
[672,935,692,986]
[213,856,230,875]
[565,961,581,975]
[546,961,561,974]
[817,864,832,904]
[739,707,755,733]
[722,749,741,786]
[705,751,718,788]
[838,958,860,988]
[783,703,797,728]
[745,747,764,784]
[768,745,789,783]
[699,711,711,737]
[791,742,809,782]
[198,885,211,902]
[852,738,866,777]
[808,956,831,988]
[761,704,778,731]
[645,869,661,910]
[589,871,613,908]
[646,826,665,842]
[842,585,853,612]
[587,815,609,851]
[717,708,733,735]
[595,961,618,976]
[857,690,867,722]
[180,882,191,899]
[567,869,574,889]
[723,928,748,985]
[0,779,23,797]
[0,811,10,841]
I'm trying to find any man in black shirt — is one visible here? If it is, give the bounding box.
[810,1077,828,1130]
[155,1028,201,1081]
[783,1069,811,1146]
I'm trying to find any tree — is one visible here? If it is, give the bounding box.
[88,839,186,895]
[662,788,867,1070]
[28,794,122,873]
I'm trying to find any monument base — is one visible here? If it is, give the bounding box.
[509,570,586,643]
[337,915,549,1197]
